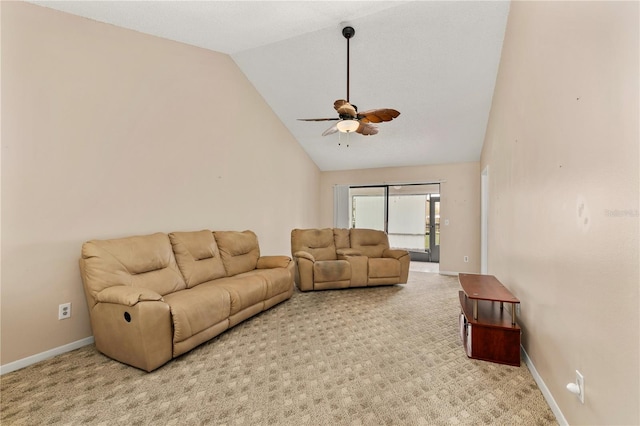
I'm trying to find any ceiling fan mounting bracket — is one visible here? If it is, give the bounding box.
[342,26,355,39]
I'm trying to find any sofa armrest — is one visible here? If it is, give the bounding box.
[257,255,291,269]
[95,286,164,307]
[383,248,410,260]
[293,251,315,262]
[91,287,171,371]
[336,248,362,257]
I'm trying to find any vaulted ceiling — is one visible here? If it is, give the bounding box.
[31,1,510,171]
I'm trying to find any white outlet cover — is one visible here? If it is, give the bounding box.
[58,303,72,320]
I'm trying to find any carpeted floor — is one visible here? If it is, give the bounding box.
[0,272,557,425]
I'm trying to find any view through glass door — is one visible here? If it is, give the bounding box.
[349,183,440,263]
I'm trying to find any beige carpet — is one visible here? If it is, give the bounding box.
[1,272,557,425]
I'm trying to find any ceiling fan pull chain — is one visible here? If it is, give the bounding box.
[337,130,351,147]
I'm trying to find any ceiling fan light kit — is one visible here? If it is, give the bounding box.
[336,119,359,133]
[298,25,400,140]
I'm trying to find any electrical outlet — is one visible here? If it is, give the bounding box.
[576,370,585,404]
[463,256,469,263]
[58,303,71,320]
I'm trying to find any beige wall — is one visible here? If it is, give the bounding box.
[320,162,481,274]
[481,1,639,424]
[0,2,321,366]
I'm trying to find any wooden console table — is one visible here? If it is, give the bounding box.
[458,273,521,366]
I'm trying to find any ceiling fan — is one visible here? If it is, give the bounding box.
[298,26,400,137]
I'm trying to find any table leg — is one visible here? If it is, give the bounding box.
[473,299,478,320]
[511,302,517,325]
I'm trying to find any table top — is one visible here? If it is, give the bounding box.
[458,273,520,303]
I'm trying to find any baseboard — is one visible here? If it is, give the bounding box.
[438,270,459,276]
[521,346,568,426]
[0,336,94,375]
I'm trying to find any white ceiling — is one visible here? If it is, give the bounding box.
[31,1,510,171]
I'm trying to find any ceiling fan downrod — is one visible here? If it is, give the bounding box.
[342,26,355,103]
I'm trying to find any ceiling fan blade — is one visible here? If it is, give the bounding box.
[322,123,339,136]
[297,118,340,122]
[357,108,400,124]
[333,99,357,118]
[356,122,379,136]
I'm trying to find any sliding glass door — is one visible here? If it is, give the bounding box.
[426,195,440,262]
[388,186,427,251]
[348,183,440,262]
[350,186,386,230]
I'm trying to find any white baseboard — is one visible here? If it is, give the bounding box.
[522,346,567,426]
[438,270,459,276]
[0,336,94,375]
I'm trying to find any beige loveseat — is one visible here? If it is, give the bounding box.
[291,228,410,291]
[79,230,294,372]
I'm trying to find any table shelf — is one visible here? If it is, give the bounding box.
[458,274,521,366]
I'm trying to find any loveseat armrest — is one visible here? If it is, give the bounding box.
[383,248,410,284]
[293,251,315,262]
[95,286,164,307]
[383,248,410,260]
[336,248,362,257]
[292,251,315,291]
[257,255,291,269]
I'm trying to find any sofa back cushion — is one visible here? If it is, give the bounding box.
[291,228,337,261]
[169,230,227,288]
[214,230,260,276]
[350,228,390,258]
[333,228,351,250]
[80,233,186,307]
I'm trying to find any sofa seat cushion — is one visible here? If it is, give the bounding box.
[163,284,231,345]
[368,258,400,278]
[208,275,267,315]
[314,260,351,282]
[239,269,292,299]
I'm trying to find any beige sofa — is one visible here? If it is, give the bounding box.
[79,230,294,372]
[291,228,410,291]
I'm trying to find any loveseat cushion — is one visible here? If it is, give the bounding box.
[81,233,186,307]
[169,230,227,288]
[369,257,401,278]
[313,260,351,282]
[214,231,260,276]
[350,228,390,258]
[291,228,337,261]
[333,228,351,250]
